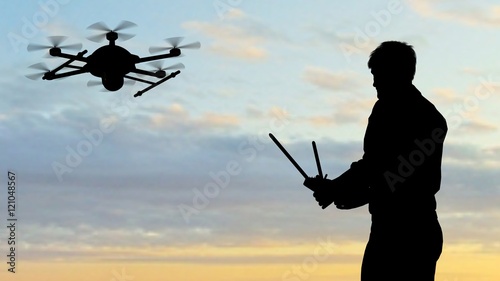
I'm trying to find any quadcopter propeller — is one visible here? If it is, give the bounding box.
[86,20,137,42]
[134,62,185,78]
[27,36,82,53]
[25,62,51,80]
[145,61,185,78]
[148,61,185,72]
[148,37,201,54]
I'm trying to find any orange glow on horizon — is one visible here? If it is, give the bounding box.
[1,243,499,281]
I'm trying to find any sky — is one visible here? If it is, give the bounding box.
[1,0,500,280]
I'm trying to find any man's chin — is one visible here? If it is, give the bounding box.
[376,89,386,99]
[375,87,396,99]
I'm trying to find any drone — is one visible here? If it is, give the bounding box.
[26,21,200,97]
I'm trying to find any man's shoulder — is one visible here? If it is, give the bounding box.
[414,92,448,132]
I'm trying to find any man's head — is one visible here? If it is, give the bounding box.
[368,41,416,94]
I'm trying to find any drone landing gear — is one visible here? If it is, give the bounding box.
[133,70,181,98]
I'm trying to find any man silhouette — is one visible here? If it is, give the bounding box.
[304,41,447,281]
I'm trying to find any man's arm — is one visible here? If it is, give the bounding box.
[304,161,371,209]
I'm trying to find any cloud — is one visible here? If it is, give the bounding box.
[39,20,87,40]
[306,98,375,126]
[147,103,240,132]
[408,0,500,27]
[432,87,460,103]
[443,142,500,169]
[300,66,375,127]
[456,118,497,134]
[430,85,499,135]
[183,9,271,60]
[303,66,367,92]
[5,126,499,263]
[482,145,500,158]
[460,67,484,76]
[324,29,380,58]
[245,105,289,120]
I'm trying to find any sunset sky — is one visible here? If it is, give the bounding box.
[1,1,500,280]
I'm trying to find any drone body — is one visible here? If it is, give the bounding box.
[86,44,138,91]
[27,21,200,97]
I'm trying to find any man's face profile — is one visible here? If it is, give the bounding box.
[371,67,393,94]
[370,65,409,97]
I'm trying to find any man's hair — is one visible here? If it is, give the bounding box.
[367,41,416,81]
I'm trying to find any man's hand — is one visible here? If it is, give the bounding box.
[313,187,336,209]
[303,175,328,191]
[303,175,335,209]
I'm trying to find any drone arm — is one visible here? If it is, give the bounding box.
[136,52,180,64]
[124,75,155,85]
[46,50,88,78]
[134,70,181,98]
[43,68,87,80]
[64,65,84,70]
[50,50,88,63]
[129,68,159,78]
